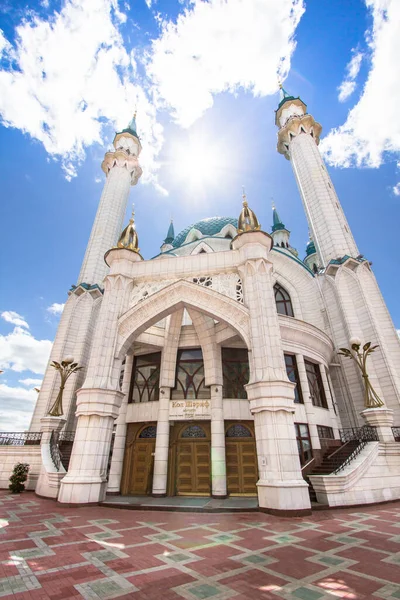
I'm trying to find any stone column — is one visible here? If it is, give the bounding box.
[107,354,134,493]
[152,387,171,497]
[210,384,227,498]
[58,249,137,504]
[296,354,321,451]
[233,231,310,514]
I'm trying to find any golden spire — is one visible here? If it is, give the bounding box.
[116,205,140,253]
[237,187,261,233]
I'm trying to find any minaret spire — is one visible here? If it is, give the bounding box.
[77,108,142,286]
[275,91,358,266]
[237,188,261,233]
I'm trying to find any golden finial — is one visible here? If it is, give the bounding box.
[237,189,261,233]
[116,204,140,253]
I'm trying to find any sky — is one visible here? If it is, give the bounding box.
[0,0,399,431]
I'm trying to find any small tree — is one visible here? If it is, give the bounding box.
[9,463,30,494]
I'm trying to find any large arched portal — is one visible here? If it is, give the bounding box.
[113,280,253,498]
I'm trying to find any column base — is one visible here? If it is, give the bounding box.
[152,493,167,498]
[211,494,229,499]
[58,478,107,504]
[257,479,311,513]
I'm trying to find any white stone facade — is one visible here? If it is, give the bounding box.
[25,99,400,514]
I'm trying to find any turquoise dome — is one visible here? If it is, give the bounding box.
[172,217,238,248]
[306,239,316,256]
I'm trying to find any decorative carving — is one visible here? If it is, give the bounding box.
[130,273,244,306]
[226,424,252,438]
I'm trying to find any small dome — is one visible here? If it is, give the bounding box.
[306,238,316,256]
[172,217,238,248]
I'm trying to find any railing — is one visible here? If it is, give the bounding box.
[334,426,378,474]
[49,431,62,471]
[59,431,75,443]
[339,426,378,444]
[0,432,42,446]
[392,427,400,441]
[49,430,76,471]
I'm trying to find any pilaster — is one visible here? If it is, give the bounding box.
[152,387,171,497]
[233,231,310,513]
[107,354,134,493]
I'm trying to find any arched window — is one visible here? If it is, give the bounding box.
[172,349,210,400]
[274,283,294,317]
[222,348,249,399]
[139,425,157,438]
[129,352,161,403]
[181,425,207,438]
[226,424,252,438]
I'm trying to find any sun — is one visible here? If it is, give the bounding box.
[170,132,229,190]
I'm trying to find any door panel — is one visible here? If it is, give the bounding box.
[226,439,258,495]
[127,441,155,495]
[176,441,210,495]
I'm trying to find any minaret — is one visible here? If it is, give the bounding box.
[271,203,290,249]
[275,85,358,266]
[78,114,142,286]
[304,234,318,273]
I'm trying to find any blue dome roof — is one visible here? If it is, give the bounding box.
[172,217,238,248]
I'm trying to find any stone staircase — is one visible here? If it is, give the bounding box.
[304,440,362,503]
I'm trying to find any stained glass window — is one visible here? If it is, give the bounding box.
[139,425,157,438]
[172,349,210,400]
[129,352,161,403]
[274,283,294,317]
[181,425,207,438]
[226,424,252,438]
[305,360,328,409]
[284,354,303,403]
[222,348,249,399]
[295,423,313,466]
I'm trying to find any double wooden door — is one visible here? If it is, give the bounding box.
[225,422,258,495]
[173,423,211,496]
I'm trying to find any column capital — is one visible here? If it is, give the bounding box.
[246,379,295,414]
[76,388,124,419]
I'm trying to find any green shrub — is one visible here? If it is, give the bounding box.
[9,463,30,494]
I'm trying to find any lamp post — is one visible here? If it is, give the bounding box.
[338,338,384,409]
[48,357,82,417]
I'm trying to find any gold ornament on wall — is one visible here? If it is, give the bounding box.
[338,339,384,409]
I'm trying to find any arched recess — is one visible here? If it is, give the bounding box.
[116,280,250,361]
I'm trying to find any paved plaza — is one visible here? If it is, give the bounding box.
[1,492,400,600]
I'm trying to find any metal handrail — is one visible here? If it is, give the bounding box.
[339,426,378,443]
[49,431,62,471]
[0,432,42,446]
[392,427,400,441]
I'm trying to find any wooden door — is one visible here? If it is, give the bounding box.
[121,424,156,496]
[129,441,155,495]
[226,422,258,495]
[175,423,211,495]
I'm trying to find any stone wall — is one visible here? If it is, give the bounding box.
[0,447,42,491]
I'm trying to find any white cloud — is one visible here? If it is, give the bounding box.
[19,378,43,387]
[393,183,400,196]
[322,0,400,168]
[147,0,305,127]
[1,311,29,329]
[46,303,65,316]
[0,384,37,432]
[0,0,164,187]
[0,326,52,374]
[337,51,363,103]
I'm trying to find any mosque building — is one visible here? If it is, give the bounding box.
[27,88,400,514]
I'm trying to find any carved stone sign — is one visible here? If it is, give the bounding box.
[169,400,211,421]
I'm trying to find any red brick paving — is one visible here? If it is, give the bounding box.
[1,491,400,599]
